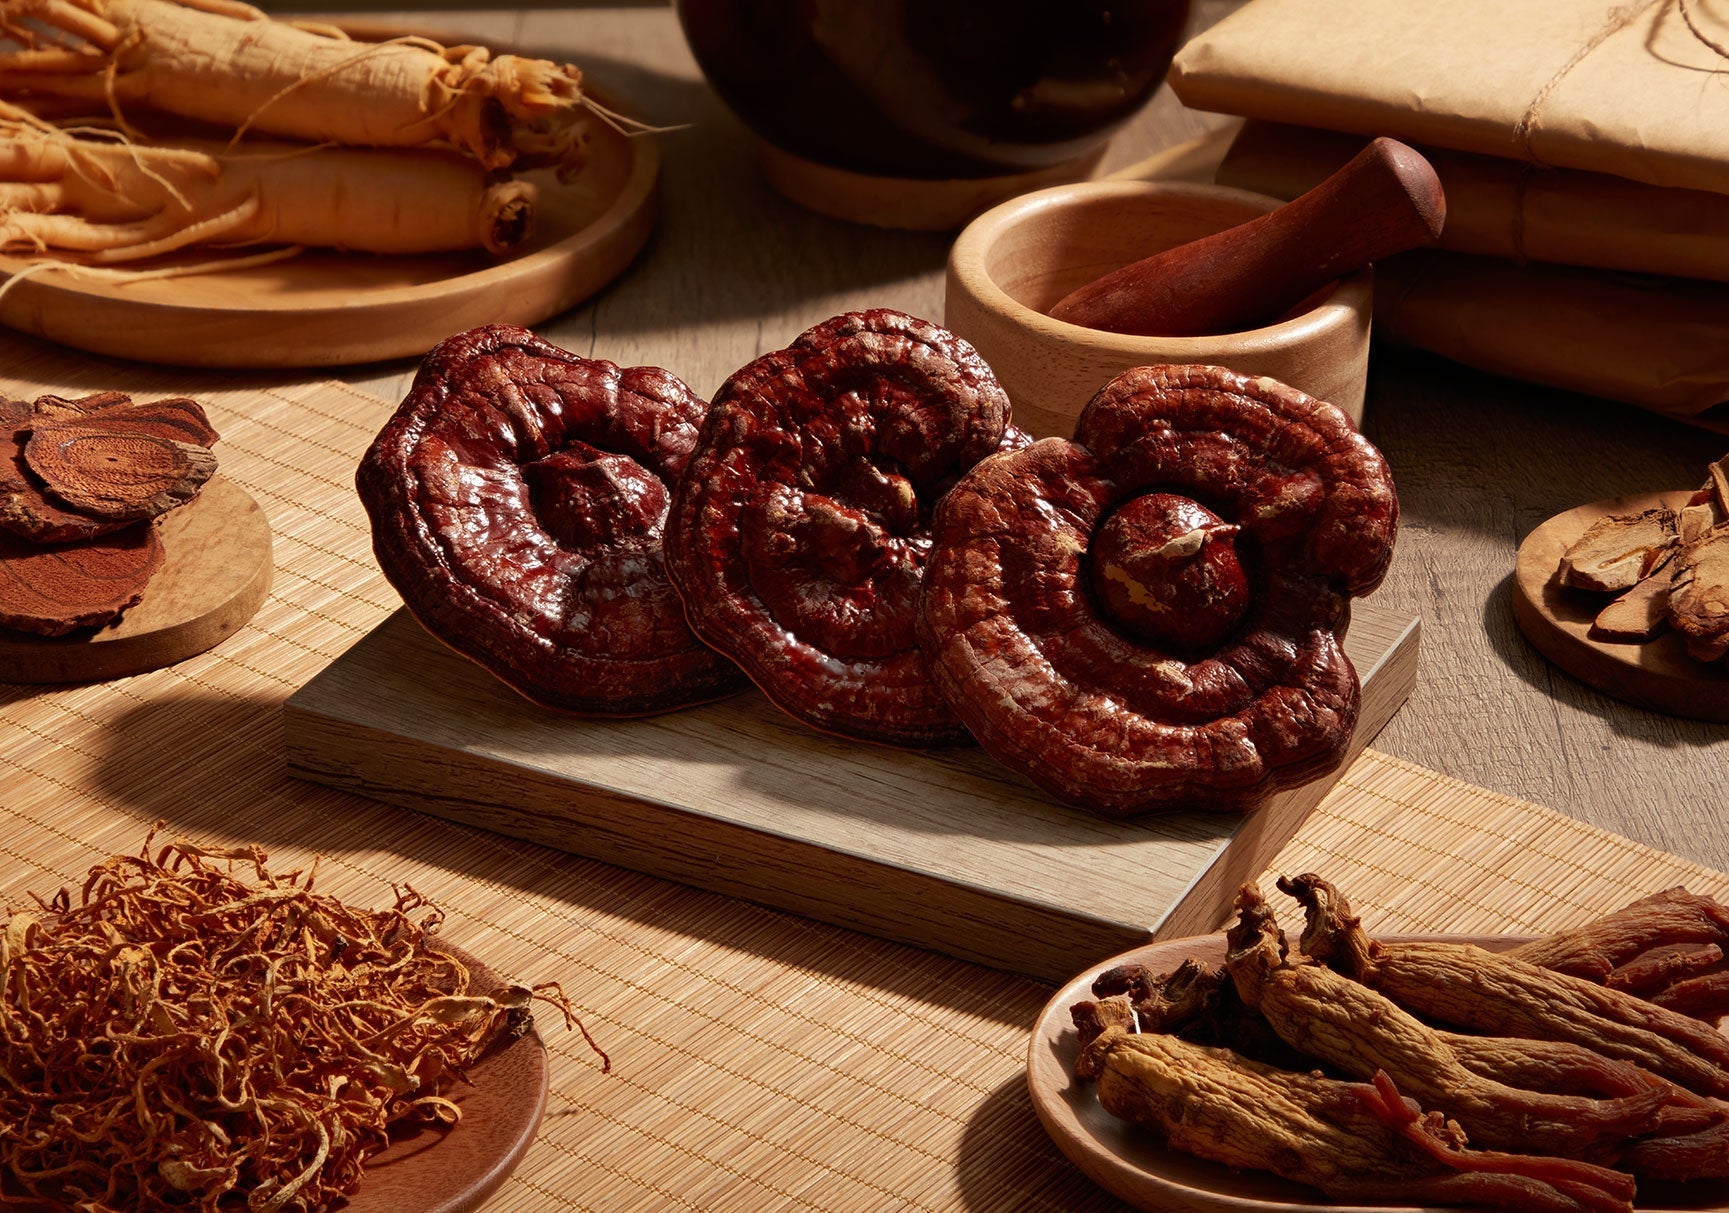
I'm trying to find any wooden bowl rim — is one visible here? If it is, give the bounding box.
[948,179,1373,356]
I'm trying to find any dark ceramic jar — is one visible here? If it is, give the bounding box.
[676,0,1193,179]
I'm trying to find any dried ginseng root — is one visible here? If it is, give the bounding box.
[1281,873,1729,1101]
[1224,884,1672,1162]
[0,0,597,175]
[0,108,540,261]
[0,831,606,1212]
[1075,1027,1635,1213]
[1506,887,1729,983]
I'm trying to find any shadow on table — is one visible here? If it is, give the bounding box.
[1366,349,1723,546]
[954,1072,1135,1212]
[1481,573,1729,747]
[86,688,1057,1026]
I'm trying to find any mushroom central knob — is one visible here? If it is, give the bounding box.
[1089,492,1249,650]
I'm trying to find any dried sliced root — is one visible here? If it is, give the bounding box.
[1558,508,1677,593]
[0,0,597,174]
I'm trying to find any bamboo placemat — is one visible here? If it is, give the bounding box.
[2,331,1726,1212]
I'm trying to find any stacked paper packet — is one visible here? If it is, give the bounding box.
[1169,0,1729,430]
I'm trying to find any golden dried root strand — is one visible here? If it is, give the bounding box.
[0,113,538,259]
[0,832,605,1212]
[1077,1028,1634,1213]
[0,0,594,174]
[1077,958,1313,1069]
[1225,885,1672,1161]
[1281,873,1729,1096]
[1287,871,1729,1027]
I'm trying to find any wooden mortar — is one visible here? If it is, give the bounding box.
[944,181,1373,437]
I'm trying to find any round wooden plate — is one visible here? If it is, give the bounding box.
[1511,491,1729,723]
[0,89,658,369]
[1028,932,1725,1213]
[0,476,272,683]
[347,943,550,1213]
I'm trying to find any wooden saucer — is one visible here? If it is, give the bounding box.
[347,943,550,1213]
[1511,490,1729,722]
[0,476,272,683]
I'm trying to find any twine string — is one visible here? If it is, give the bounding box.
[1506,0,1705,261]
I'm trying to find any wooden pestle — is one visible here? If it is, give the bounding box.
[1048,137,1446,337]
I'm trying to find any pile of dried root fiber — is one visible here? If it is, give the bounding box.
[0,831,602,1211]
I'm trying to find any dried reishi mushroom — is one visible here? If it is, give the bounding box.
[0,524,164,636]
[0,392,220,542]
[919,364,1396,816]
[663,309,1023,746]
[357,324,745,716]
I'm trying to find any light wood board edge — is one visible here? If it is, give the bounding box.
[1153,610,1422,940]
[284,610,1418,982]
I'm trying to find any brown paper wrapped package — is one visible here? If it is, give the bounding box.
[1377,252,1729,432]
[1219,121,1729,285]
[1171,0,1729,196]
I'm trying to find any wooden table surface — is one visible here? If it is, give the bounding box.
[320,2,1729,873]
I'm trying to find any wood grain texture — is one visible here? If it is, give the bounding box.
[1513,491,1729,723]
[0,88,657,369]
[281,604,1416,982]
[0,477,271,682]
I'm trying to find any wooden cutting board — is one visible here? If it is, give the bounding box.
[284,603,1418,982]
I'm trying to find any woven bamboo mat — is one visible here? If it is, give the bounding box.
[2,331,1727,1212]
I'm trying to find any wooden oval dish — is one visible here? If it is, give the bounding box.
[0,476,272,683]
[0,89,658,369]
[1511,490,1729,723]
[1028,932,1727,1213]
[345,942,550,1213]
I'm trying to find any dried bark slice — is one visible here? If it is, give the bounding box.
[918,364,1396,816]
[25,424,217,522]
[663,309,1019,746]
[1590,555,1676,642]
[0,524,164,636]
[1557,507,1677,593]
[0,394,220,542]
[357,324,745,716]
